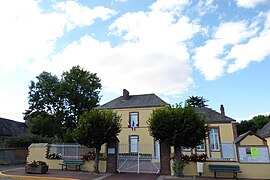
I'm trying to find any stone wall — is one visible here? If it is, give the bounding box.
[0,148,28,164]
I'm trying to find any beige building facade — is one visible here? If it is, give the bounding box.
[101,89,168,156]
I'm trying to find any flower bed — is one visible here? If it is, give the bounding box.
[25,161,48,174]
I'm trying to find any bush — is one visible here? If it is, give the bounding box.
[4,134,54,148]
[172,153,208,163]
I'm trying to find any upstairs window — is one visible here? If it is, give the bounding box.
[209,128,220,151]
[128,112,139,131]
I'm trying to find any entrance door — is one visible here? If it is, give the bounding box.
[130,136,138,153]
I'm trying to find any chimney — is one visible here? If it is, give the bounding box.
[123,89,129,100]
[220,104,225,116]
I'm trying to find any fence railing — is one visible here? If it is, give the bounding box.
[49,144,92,159]
[48,144,107,159]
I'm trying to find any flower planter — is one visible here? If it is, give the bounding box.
[25,165,49,174]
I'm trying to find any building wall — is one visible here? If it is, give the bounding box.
[214,123,235,142]
[113,107,157,145]
[240,135,265,146]
[265,136,270,153]
[182,161,270,179]
[203,123,235,159]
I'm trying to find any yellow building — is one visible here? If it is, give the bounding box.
[102,90,238,161]
[101,89,168,154]
[101,89,168,173]
[190,105,238,160]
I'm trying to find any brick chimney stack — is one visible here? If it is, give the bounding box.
[123,89,129,100]
[220,104,225,116]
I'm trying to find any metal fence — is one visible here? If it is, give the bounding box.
[49,144,92,159]
[117,143,160,174]
[48,144,107,159]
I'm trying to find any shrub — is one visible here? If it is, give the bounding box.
[4,134,54,148]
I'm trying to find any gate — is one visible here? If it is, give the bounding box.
[117,142,160,174]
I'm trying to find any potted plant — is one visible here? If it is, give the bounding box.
[25,160,49,174]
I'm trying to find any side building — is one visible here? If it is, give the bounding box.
[257,121,270,151]
[0,117,29,147]
[191,106,238,160]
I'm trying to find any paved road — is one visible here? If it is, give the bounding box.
[0,164,24,180]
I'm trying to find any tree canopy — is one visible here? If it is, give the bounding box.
[73,108,121,173]
[147,104,208,177]
[24,66,101,142]
[237,115,270,135]
[185,96,209,108]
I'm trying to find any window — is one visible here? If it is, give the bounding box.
[129,136,138,153]
[196,140,205,151]
[129,112,139,131]
[182,147,191,151]
[209,128,220,151]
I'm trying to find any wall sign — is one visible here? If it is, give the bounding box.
[108,148,115,154]
[238,146,269,163]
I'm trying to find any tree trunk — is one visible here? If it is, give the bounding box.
[174,146,184,177]
[94,147,101,173]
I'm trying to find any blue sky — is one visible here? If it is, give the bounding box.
[1,0,270,122]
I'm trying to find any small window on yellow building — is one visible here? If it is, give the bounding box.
[196,140,205,151]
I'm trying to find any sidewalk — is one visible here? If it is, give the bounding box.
[0,165,258,180]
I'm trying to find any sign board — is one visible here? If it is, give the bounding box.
[108,148,115,154]
[238,146,269,163]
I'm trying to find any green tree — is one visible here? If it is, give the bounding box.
[24,66,102,142]
[29,112,62,138]
[73,108,121,173]
[24,72,63,138]
[148,104,208,177]
[61,66,101,131]
[237,115,270,135]
[185,96,209,108]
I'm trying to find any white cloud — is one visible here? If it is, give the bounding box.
[53,1,116,30]
[110,10,200,47]
[49,33,194,96]
[227,29,270,72]
[196,0,218,17]
[193,40,227,80]
[193,21,257,80]
[150,0,189,12]
[0,0,65,73]
[226,12,270,73]
[47,3,201,96]
[214,21,258,44]
[0,0,116,73]
[236,0,269,8]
